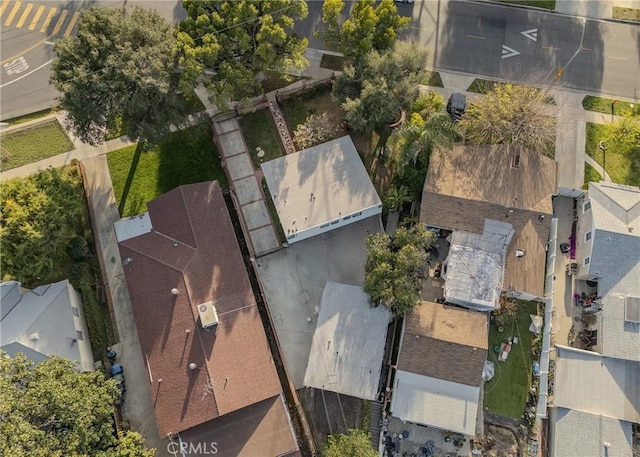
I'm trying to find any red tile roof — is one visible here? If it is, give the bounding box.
[119,182,283,436]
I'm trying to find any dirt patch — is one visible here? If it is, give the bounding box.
[298,387,364,450]
[481,423,520,457]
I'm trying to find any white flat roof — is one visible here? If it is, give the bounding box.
[261,136,382,235]
[304,281,391,400]
[391,370,480,436]
[114,212,152,242]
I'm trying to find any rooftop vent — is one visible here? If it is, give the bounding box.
[29,332,39,341]
[516,250,526,258]
[171,288,179,296]
[189,363,197,370]
[198,301,219,329]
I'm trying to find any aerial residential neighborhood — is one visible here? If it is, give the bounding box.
[0,1,638,457]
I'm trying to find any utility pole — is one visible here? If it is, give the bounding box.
[598,141,608,181]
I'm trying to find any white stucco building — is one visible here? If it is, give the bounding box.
[1,280,95,371]
[261,136,382,243]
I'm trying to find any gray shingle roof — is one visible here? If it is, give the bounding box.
[549,408,632,457]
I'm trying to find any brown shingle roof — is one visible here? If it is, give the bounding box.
[420,145,556,298]
[397,302,488,386]
[424,144,556,213]
[180,394,299,457]
[119,182,283,436]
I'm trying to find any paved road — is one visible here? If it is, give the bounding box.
[2,0,638,121]
[298,0,640,100]
[0,0,185,121]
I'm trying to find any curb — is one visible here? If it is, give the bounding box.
[0,114,59,135]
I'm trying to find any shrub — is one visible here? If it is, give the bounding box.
[293,113,342,149]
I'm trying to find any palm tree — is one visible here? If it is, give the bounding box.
[384,185,412,212]
[392,111,462,169]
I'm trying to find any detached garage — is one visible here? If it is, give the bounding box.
[261,136,382,243]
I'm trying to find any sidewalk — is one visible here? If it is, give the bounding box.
[555,0,640,20]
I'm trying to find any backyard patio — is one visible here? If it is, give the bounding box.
[379,416,473,457]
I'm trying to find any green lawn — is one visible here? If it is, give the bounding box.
[467,78,499,94]
[239,109,284,168]
[422,71,444,88]
[583,162,602,189]
[484,300,538,419]
[280,82,343,132]
[497,0,555,9]
[582,95,637,115]
[320,54,346,72]
[4,108,56,126]
[613,6,640,21]
[586,122,640,186]
[107,123,227,217]
[1,120,74,170]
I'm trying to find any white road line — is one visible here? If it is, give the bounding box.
[0,59,52,88]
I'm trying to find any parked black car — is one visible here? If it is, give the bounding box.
[446,92,467,122]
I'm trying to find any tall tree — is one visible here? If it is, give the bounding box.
[364,223,435,316]
[318,0,410,60]
[0,166,85,286]
[0,353,155,457]
[178,0,309,108]
[51,7,186,146]
[335,41,428,149]
[323,429,377,457]
[460,83,556,156]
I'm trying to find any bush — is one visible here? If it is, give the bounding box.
[67,236,91,261]
[293,113,342,149]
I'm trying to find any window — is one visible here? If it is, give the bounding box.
[72,306,80,317]
[76,330,84,341]
[585,231,592,242]
[583,201,591,212]
[512,154,521,168]
[584,257,590,266]
[343,215,352,221]
[353,211,362,217]
[330,219,339,225]
[320,223,330,229]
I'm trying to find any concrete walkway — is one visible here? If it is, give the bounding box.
[212,115,281,256]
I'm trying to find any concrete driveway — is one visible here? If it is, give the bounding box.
[256,216,383,389]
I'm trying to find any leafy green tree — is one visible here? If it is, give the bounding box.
[460,83,556,156]
[178,0,309,108]
[335,41,429,149]
[600,112,640,157]
[0,166,85,286]
[318,0,409,60]
[0,353,155,457]
[364,224,435,316]
[51,7,186,146]
[323,429,377,457]
[383,185,411,212]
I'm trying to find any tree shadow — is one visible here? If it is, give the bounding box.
[117,141,144,215]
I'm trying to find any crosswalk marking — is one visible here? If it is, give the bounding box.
[4,1,21,26]
[64,11,80,37]
[40,6,56,33]
[51,8,67,35]
[0,0,10,18]
[28,4,43,30]
[16,2,32,28]
[2,2,79,37]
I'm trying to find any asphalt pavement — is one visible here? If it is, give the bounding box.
[2,0,639,121]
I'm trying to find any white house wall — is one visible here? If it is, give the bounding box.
[285,204,382,244]
[576,195,595,279]
[67,282,95,372]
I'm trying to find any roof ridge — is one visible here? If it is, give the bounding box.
[407,332,487,350]
[179,186,199,250]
